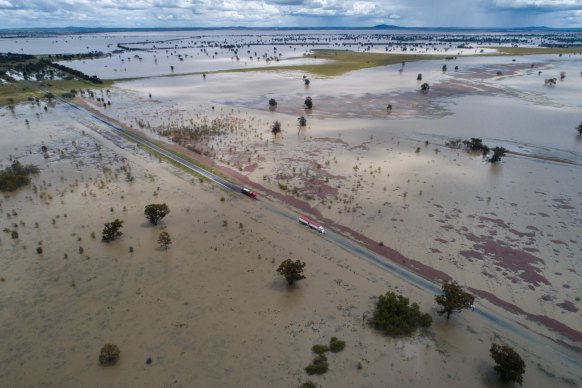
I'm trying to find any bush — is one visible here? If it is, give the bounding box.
[490,343,525,385]
[102,219,124,242]
[0,160,39,192]
[271,121,282,135]
[304,96,313,109]
[305,354,328,375]
[329,337,345,353]
[370,291,432,336]
[144,203,170,225]
[312,344,329,355]
[99,344,120,366]
[268,98,277,107]
[276,259,306,285]
[300,381,317,388]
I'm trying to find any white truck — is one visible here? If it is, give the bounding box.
[298,215,326,234]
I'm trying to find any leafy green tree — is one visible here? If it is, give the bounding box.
[435,281,475,320]
[490,343,526,385]
[102,219,124,242]
[370,291,432,335]
[144,203,170,225]
[304,96,313,109]
[277,259,306,285]
[158,231,172,249]
[488,147,507,164]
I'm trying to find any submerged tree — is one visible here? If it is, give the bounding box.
[304,96,313,109]
[268,98,277,107]
[370,291,432,335]
[272,120,282,135]
[576,122,582,135]
[0,160,39,192]
[144,203,170,225]
[417,73,422,81]
[490,343,526,385]
[488,147,507,164]
[435,281,475,320]
[158,231,172,249]
[298,116,307,126]
[277,259,306,285]
[99,344,120,366]
[420,83,430,93]
[102,219,124,242]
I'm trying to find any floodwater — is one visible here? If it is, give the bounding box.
[1,30,581,386]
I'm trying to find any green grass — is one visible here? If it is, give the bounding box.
[37,79,113,95]
[0,81,42,106]
[223,49,450,77]
[487,46,582,56]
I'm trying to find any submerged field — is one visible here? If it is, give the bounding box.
[1,30,581,387]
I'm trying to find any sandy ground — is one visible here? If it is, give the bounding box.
[0,88,581,388]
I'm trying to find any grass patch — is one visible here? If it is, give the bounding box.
[329,337,346,353]
[305,354,329,376]
[37,79,113,96]
[487,46,582,56]
[0,81,42,106]
[300,381,317,388]
[224,49,450,77]
[311,344,329,355]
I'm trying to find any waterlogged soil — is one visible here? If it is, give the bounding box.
[1,102,581,388]
[83,52,582,344]
[2,44,582,386]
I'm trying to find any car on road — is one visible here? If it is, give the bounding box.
[241,187,257,198]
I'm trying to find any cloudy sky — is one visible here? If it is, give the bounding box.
[0,0,581,29]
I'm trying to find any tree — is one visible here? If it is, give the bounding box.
[435,281,475,320]
[268,98,277,107]
[370,291,432,335]
[304,96,313,109]
[102,219,124,242]
[304,78,310,86]
[272,120,282,135]
[144,203,170,225]
[488,147,507,164]
[490,343,526,385]
[298,116,307,126]
[99,344,120,366]
[420,83,430,92]
[158,231,171,249]
[417,73,422,80]
[576,122,582,135]
[277,259,306,285]
[442,64,447,72]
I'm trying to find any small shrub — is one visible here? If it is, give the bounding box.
[329,337,345,353]
[300,381,317,388]
[99,344,120,366]
[305,354,328,375]
[312,344,329,355]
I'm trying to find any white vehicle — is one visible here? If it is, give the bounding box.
[298,215,325,234]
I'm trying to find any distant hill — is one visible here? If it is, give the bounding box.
[1,25,581,34]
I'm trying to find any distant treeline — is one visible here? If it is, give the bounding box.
[47,51,109,61]
[0,52,35,63]
[48,62,103,83]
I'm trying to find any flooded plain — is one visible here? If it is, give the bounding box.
[1,30,581,387]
